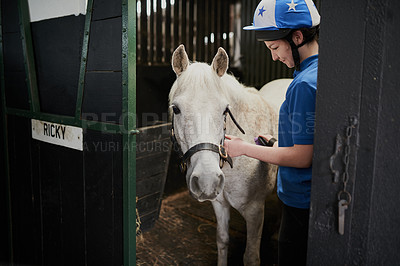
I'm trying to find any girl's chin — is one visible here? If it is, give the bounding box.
[283,61,294,68]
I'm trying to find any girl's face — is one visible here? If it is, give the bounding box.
[264,40,294,68]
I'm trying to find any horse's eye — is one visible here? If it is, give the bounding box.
[172,105,181,114]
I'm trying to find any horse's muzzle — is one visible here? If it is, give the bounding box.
[189,171,225,201]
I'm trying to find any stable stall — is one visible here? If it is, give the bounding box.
[0,0,138,265]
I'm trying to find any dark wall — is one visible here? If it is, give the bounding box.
[308,0,400,264]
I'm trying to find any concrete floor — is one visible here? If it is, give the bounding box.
[136,190,281,265]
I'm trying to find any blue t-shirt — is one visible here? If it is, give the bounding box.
[277,55,318,209]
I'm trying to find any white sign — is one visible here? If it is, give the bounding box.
[28,0,88,22]
[31,119,83,151]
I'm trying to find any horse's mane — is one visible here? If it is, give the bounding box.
[169,61,259,106]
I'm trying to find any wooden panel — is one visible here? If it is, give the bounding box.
[366,3,400,261]
[39,142,85,265]
[137,151,170,179]
[136,122,171,232]
[1,0,19,33]
[92,0,122,21]
[138,209,159,231]
[84,130,123,266]
[0,105,9,263]
[82,72,122,123]
[4,71,29,110]
[87,17,122,71]
[136,173,166,198]
[2,22,29,109]
[31,15,85,116]
[307,0,371,264]
[137,193,161,216]
[2,32,24,72]
[136,122,171,143]
[7,116,41,265]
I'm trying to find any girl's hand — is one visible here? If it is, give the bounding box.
[224,135,248,158]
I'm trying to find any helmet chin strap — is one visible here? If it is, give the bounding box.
[286,35,301,71]
[285,29,317,71]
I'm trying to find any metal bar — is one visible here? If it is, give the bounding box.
[75,0,94,121]
[216,0,221,48]
[0,1,14,262]
[156,0,162,62]
[204,0,210,62]
[140,0,148,64]
[210,0,215,58]
[222,0,228,50]
[17,0,40,112]
[149,0,154,63]
[196,0,204,61]
[122,0,137,265]
[181,0,187,54]
[165,0,171,62]
[188,0,194,59]
[6,108,122,133]
[173,0,179,51]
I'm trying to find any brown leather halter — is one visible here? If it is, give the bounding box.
[170,106,245,173]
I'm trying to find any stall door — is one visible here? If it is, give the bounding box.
[308,0,400,265]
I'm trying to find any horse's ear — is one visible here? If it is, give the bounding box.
[172,44,189,76]
[212,47,229,77]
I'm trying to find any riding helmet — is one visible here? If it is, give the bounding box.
[244,0,320,41]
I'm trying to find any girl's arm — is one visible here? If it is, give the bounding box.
[225,135,313,168]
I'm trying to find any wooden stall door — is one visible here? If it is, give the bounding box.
[308,0,400,265]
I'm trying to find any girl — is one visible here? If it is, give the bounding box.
[225,0,320,265]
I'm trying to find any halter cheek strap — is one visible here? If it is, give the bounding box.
[170,106,244,173]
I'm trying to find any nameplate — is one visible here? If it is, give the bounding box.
[31,119,83,151]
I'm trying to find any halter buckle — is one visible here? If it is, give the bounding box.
[218,145,228,159]
[179,162,187,173]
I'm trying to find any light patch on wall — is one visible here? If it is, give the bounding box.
[28,0,88,22]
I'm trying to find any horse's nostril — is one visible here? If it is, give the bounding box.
[190,175,200,194]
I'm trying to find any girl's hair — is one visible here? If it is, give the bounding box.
[300,25,320,43]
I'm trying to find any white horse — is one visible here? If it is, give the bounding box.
[169,44,291,265]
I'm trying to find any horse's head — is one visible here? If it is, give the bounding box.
[169,44,231,202]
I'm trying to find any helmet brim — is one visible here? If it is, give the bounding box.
[255,28,292,41]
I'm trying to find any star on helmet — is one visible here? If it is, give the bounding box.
[287,0,298,11]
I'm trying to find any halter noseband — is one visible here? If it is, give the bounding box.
[170,106,245,173]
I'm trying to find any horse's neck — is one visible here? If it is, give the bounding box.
[221,74,254,112]
[221,74,278,138]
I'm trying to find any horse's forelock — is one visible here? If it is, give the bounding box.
[172,63,225,99]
